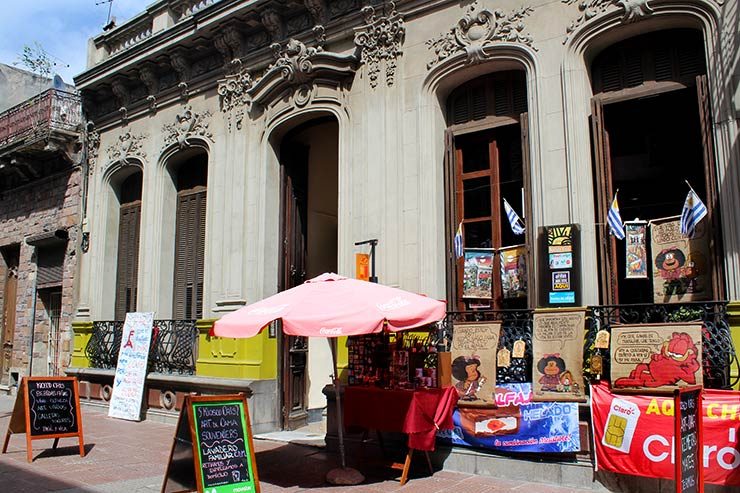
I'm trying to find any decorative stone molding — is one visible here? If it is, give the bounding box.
[247,38,358,109]
[137,63,159,95]
[162,105,213,149]
[105,131,147,168]
[146,95,158,113]
[86,122,100,176]
[304,0,327,24]
[214,33,235,66]
[562,0,656,42]
[218,61,253,131]
[224,25,244,59]
[426,2,536,69]
[110,78,130,107]
[353,2,405,88]
[261,8,284,42]
[169,50,192,83]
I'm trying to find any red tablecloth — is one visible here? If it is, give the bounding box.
[343,386,459,451]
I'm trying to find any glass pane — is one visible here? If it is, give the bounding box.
[457,136,490,173]
[463,177,491,219]
[464,221,492,248]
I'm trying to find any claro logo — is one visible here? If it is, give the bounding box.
[319,327,343,335]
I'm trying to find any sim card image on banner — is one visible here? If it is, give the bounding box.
[601,397,640,453]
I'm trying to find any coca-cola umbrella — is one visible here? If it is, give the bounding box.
[211,272,447,483]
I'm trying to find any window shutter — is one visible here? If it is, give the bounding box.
[37,244,66,288]
[520,113,534,307]
[115,202,141,321]
[173,189,206,320]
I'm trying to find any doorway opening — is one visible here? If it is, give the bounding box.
[277,115,338,430]
[1,245,19,386]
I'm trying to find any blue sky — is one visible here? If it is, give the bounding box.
[0,0,152,84]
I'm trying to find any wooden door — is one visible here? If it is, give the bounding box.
[1,248,18,386]
[279,144,309,430]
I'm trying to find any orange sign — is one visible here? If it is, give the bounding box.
[356,253,370,281]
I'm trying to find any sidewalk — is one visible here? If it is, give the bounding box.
[0,394,595,492]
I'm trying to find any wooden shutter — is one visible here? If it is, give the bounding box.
[173,189,206,320]
[37,244,66,288]
[590,97,618,304]
[115,202,141,321]
[520,112,534,307]
[443,128,458,307]
[697,74,725,300]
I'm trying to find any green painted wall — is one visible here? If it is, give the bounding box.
[728,301,740,390]
[70,321,93,368]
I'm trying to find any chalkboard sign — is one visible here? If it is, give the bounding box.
[2,377,85,463]
[162,394,260,493]
[674,386,703,493]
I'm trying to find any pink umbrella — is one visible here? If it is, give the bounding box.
[212,272,446,338]
[211,272,447,483]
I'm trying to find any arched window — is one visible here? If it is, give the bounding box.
[115,171,142,320]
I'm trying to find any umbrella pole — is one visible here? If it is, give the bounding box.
[325,339,364,485]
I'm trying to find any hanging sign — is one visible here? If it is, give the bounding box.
[2,376,85,463]
[531,309,586,402]
[355,253,370,281]
[674,386,704,493]
[625,221,648,279]
[650,217,711,303]
[610,323,702,393]
[109,312,154,421]
[450,322,501,406]
[462,249,495,299]
[538,224,581,307]
[162,394,260,493]
[499,244,527,299]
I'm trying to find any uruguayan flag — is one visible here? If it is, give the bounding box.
[607,194,625,240]
[680,189,707,238]
[454,222,464,259]
[503,198,525,235]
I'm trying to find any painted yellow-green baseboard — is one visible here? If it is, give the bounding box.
[727,301,740,390]
[71,321,93,368]
[195,319,277,380]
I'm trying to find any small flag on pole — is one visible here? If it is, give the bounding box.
[680,188,707,238]
[454,222,464,259]
[503,198,525,235]
[607,193,625,240]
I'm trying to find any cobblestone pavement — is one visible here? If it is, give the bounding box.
[0,395,595,492]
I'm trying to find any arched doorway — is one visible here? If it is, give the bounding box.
[113,170,143,321]
[590,29,723,304]
[277,115,339,430]
[444,70,533,311]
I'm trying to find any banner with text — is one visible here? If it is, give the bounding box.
[438,383,581,453]
[591,383,740,486]
[109,312,154,421]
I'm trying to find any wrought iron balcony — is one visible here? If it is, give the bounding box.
[85,319,199,375]
[0,88,82,151]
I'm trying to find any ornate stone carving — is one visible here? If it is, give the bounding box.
[218,61,253,131]
[426,2,536,69]
[261,8,284,42]
[169,50,192,82]
[354,2,405,88]
[106,131,147,167]
[86,122,100,175]
[146,95,158,112]
[138,64,159,94]
[304,0,327,24]
[562,0,655,42]
[313,24,326,47]
[214,33,235,65]
[224,25,244,58]
[162,105,213,149]
[111,78,130,107]
[247,38,358,108]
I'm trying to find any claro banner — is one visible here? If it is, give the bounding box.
[591,383,740,486]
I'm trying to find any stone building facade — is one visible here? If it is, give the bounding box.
[71,0,739,442]
[0,83,84,390]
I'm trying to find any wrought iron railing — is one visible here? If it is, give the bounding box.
[0,89,82,148]
[444,302,738,390]
[85,319,199,375]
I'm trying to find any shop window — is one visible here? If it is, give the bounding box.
[445,71,531,310]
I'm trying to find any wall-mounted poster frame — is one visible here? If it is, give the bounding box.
[624,221,648,279]
[462,249,495,300]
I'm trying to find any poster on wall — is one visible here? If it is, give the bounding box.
[438,383,581,453]
[625,221,648,279]
[500,244,527,299]
[539,224,581,307]
[650,217,711,303]
[463,249,495,299]
[450,322,501,406]
[591,383,740,487]
[531,309,586,402]
[610,323,703,393]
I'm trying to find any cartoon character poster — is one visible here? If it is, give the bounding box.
[650,217,711,303]
[610,323,703,393]
[500,244,527,299]
[438,383,581,453]
[463,249,495,299]
[450,322,501,407]
[624,221,648,279]
[532,309,586,402]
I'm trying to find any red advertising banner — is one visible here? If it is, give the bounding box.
[591,383,740,486]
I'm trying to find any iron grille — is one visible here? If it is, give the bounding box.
[85,319,198,375]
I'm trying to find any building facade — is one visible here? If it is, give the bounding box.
[71,0,740,436]
[0,69,84,390]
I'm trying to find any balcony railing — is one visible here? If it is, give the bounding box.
[0,89,82,149]
[444,301,738,390]
[85,319,199,375]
